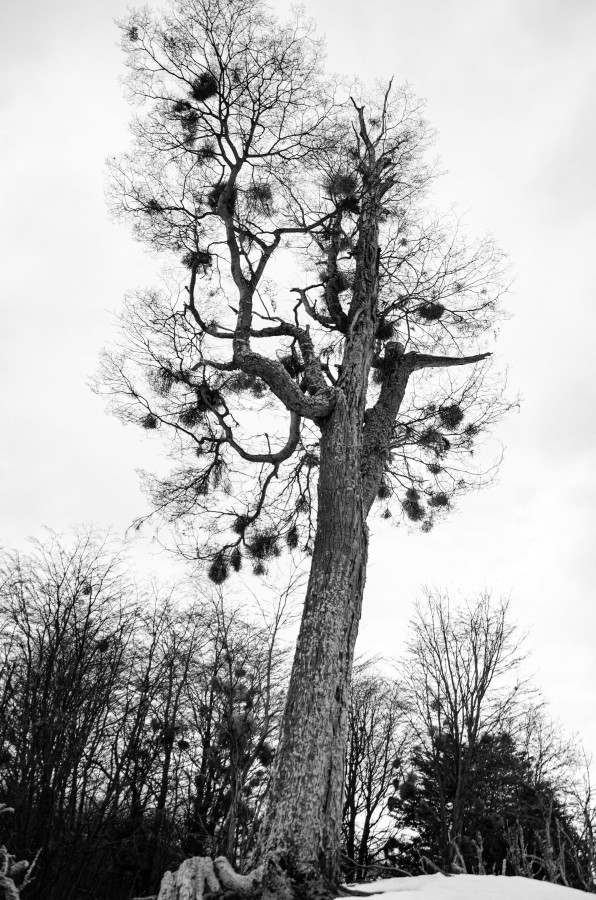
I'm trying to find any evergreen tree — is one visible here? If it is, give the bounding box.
[392,729,588,887]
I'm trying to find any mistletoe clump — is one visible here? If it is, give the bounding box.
[403,488,425,522]
[141,413,159,429]
[377,482,391,500]
[418,301,445,321]
[429,492,449,508]
[150,366,174,396]
[207,182,237,214]
[171,100,199,138]
[182,248,213,269]
[247,529,280,574]
[246,181,274,214]
[226,372,266,396]
[329,271,352,294]
[438,403,464,430]
[146,198,164,213]
[190,72,218,102]
[230,547,242,571]
[419,428,451,457]
[324,171,360,214]
[208,552,228,584]
[375,319,394,341]
[196,140,218,161]
[285,525,299,548]
[279,354,303,378]
[178,404,205,428]
[324,172,358,197]
[232,514,251,535]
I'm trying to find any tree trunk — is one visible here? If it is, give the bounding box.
[252,177,384,897]
[256,392,369,892]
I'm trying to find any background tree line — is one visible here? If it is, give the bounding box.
[0,531,288,899]
[0,532,594,898]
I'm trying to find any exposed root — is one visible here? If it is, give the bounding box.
[215,857,264,892]
[152,854,369,900]
[0,805,38,899]
[0,846,32,900]
[155,856,262,900]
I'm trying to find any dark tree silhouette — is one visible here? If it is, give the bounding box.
[0,531,289,900]
[397,592,527,871]
[0,530,137,898]
[342,664,409,884]
[393,729,575,879]
[385,592,595,890]
[99,0,510,893]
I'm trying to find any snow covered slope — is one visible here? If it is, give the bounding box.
[341,874,589,899]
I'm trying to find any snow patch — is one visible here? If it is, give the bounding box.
[340,874,588,899]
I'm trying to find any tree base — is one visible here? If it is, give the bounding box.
[151,855,371,900]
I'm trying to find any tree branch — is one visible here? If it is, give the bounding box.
[232,345,336,419]
[361,343,412,514]
[360,345,490,512]
[291,288,335,329]
[405,351,491,371]
[205,395,301,465]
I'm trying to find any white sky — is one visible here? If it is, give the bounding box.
[1,0,595,764]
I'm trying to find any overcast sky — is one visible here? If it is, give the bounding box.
[1,0,595,761]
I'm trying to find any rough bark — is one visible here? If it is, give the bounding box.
[255,398,369,888]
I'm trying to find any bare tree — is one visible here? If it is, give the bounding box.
[398,591,528,870]
[568,755,596,892]
[0,529,137,898]
[342,663,409,883]
[99,0,510,892]
[182,593,289,870]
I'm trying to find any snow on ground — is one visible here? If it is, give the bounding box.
[340,874,589,899]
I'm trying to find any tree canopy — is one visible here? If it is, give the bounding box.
[100,0,509,578]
